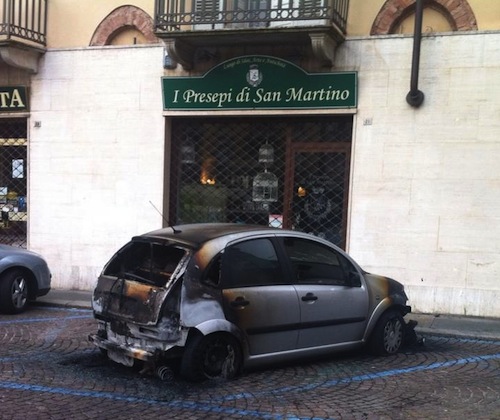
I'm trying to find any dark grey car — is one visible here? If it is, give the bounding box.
[0,245,51,314]
[89,223,413,381]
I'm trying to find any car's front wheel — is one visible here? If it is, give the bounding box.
[180,332,242,382]
[0,269,30,314]
[369,310,405,355]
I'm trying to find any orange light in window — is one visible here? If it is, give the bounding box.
[200,157,216,185]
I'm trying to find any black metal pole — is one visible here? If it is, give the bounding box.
[406,0,425,107]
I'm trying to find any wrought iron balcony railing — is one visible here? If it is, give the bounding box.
[155,0,349,34]
[0,0,47,46]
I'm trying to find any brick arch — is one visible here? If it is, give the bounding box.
[371,0,477,35]
[90,5,159,46]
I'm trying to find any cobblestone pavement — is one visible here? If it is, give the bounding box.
[0,307,499,420]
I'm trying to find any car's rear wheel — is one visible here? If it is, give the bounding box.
[180,332,242,382]
[369,310,405,355]
[0,269,29,314]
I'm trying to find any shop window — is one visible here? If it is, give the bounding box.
[0,119,28,248]
[169,116,352,248]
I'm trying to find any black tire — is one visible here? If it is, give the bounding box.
[180,332,242,382]
[369,310,405,356]
[0,269,30,314]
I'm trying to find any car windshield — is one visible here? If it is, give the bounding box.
[103,241,186,286]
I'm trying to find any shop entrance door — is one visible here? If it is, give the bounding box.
[284,142,351,249]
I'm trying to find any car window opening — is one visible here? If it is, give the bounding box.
[104,242,186,287]
[221,238,283,288]
[283,237,356,287]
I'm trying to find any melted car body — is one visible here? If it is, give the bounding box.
[89,223,412,380]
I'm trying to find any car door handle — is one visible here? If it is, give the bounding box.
[301,293,318,302]
[230,297,250,308]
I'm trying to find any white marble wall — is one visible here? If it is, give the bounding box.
[340,32,500,316]
[29,45,166,290]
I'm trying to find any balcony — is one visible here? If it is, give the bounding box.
[0,0,47,73]
[155,0,349,69]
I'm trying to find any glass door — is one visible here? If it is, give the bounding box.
[284,142,351,248]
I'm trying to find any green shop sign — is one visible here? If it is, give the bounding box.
[0,86,28,112]
[162,56,357,111]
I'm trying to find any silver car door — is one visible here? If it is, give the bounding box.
[295,283,368,347]
[281,237,369,348]
[220,237,300,356]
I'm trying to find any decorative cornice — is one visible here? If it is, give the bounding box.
[0,45,43,73]
[309,33,338,67]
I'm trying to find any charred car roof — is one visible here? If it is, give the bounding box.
[135,223,281,248]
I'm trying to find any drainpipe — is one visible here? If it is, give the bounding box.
[406,0,425,107]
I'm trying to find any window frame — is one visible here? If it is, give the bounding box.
[278,236,359,287]
[218,236,286,289]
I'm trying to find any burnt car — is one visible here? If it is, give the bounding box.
[89,223,414,381]
[0,244,51,314]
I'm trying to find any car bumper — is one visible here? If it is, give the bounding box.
[88,333,156,364]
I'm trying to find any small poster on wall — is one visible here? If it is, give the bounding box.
[269,214,283,228]
[12,159,24,179]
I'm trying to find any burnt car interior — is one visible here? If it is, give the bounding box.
[103,241,185,287]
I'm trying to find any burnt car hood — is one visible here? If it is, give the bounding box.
[363,272,409,309]
[92,276,170,326]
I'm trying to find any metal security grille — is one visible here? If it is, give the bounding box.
[0,118,27,248]
[169,116,352,248]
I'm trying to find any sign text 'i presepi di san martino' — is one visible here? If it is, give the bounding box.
[162,56,357,111]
